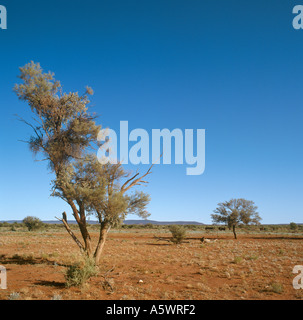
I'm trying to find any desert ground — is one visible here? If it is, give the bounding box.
[0,225,303,300]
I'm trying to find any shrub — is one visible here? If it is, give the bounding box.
[9,292,21,300]
[290,222,297,230]
[65,257,98,287]
[246,255,258,261]
[270,282,284,294]
[23,216,43,231]
[168,225,186,244]
[233,256,243,264]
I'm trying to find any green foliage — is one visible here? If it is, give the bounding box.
[211,198,261,228]
[289,222,297,230]
[65,256,98,288]
[168,225,187,244]
[23,216,43,231]
[53,157,151,229]
[0,222,9,228]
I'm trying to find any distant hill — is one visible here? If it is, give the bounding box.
[1,219,204,225]
[123,220,204,225]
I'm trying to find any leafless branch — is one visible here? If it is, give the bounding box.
[55,216,85,252]
[15,114,42,140]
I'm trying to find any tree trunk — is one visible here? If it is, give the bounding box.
[78,221,92,257]
[78,204,93,257]
[55,173,93,256]
[232,225,237,239]
[94,223,110,264]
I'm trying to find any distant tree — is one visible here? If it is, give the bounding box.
[23,216,43,231]
[14,62,152,264]
[289,222,297,231]
[211,199,261,239]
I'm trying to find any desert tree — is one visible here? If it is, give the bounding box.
[211,198,261,239]
[14,61,100,255]
[23,216,43,231]
[14,62,152,263]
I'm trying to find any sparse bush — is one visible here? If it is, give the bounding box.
[1,222,9,228]
[270,282,284,294]
[168,225,186,244]
[233,256,243,264]
[23,216,43,231]
[65,256,98,287]
[9,292,21,300]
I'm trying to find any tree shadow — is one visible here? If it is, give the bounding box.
[0,254,67,267]
[145,243,172,246]
[245,236,303,241]
[34,280,65,288]
[185,235,303,241]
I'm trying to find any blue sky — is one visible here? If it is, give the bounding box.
[0,0,302,224]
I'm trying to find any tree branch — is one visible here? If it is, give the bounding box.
[55,215,85,252]
[121,163,155,194]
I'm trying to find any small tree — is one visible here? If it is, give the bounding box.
[211,198,261,239]
[23,216,43,231]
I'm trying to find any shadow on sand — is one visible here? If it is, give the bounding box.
[0,254,67,267]
[34,280,65,288]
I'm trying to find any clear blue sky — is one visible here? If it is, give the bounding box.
[0,0,302,224]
